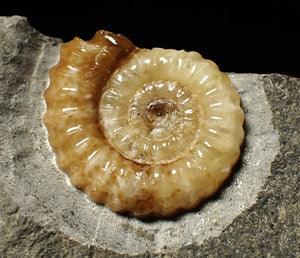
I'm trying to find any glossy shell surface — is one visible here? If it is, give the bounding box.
[43,30,244,217]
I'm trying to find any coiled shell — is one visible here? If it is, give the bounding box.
[43,30,244,217]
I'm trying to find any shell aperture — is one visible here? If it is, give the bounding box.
[43,30,244,217]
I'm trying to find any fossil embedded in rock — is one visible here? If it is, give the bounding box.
[43,30,244,217]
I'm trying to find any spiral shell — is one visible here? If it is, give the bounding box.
[43,30,244,217]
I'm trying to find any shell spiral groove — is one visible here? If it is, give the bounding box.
[43,30,244,217]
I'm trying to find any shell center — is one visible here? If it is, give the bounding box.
[145,98,179,136]
[100,79,202,165]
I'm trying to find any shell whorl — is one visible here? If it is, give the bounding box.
[43,30,244,217]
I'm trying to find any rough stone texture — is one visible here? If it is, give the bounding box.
[0,16,299,257]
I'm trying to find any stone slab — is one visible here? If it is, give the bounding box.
[0,16,299,257]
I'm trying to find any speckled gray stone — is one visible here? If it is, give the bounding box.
[0,16,299,257]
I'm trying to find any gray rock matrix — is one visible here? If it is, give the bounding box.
[0,16,299,257]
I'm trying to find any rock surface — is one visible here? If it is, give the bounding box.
[0,16,299,257]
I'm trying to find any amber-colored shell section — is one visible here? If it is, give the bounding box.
[43,30,244,217]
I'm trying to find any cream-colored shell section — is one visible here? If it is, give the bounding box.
[43,31,244,217]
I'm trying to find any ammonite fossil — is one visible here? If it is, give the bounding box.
[43,30,244,217]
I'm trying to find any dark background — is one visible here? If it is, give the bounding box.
[2,1,299,77]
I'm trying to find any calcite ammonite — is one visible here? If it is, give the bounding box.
[43,30,244,217]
